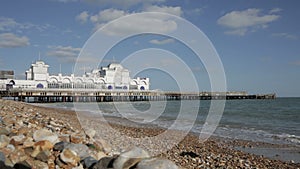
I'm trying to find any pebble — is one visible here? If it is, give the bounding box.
[31,140,54,158]
[54,141,69,151]
[0,135,10,148]
[73,164,84,169]
[33,129,59,144]
[70,133,85,144]
[94,151,107,160]
[81,156,98,168]
[93,138,112,153]
[10,134,26,146]
[85,128,96,139]
[0,152,6,166]
[59,134,71,142]
[136,158,179,169]
[92,156,115,169]
[34,140,54,151]
[60,148,81,166]
[23,137,34,148]
[113,147,150,169]
[8,149,28,165]
[14,161,31,169]
[35,150,51,162]
[0,127,10,136]
[6,144,15,152]
[32,160,49,169]
[65,143,90,159]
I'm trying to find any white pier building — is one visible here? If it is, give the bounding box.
[1,60,150,91]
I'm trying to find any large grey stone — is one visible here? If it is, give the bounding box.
[60,148,80,166]
[0,152,12,169]
[54,141,70,151]
[113,147,150,169]
[33,129,59,144]
[136,158,179,169]
[0,127,10,136]
[92,156,115,169]
[82,156,98,168]
[13,161,31,169]
[35,150,51,162]
[65,143,90,159]
[0,152,5,162]
[0,135,10,148]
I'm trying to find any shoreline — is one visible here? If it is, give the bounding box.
[1,99,299,168]
[77,111,300,163]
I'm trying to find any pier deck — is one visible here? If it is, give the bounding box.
[0,88,276,103]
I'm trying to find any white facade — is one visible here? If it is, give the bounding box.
[25,61,49,81]
[2,60,150,91]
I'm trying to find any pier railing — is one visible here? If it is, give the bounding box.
[0,88,276,102]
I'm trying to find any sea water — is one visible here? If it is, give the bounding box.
[38,98,300,147]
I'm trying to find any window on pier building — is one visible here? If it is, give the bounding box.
[37,83,44,88]
[74,83,84,88]
[115,86,122,90]
[85,83,95,89]
[61,83,72,88]
[48,83,59,88]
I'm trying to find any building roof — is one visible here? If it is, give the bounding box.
[108,63,123,70]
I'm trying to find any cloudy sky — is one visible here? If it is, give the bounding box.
[0,0,299,96]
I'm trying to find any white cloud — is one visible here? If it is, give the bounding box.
[225,28,247,36]
[77,7,179,35]
[0,16,52,32]
[149,38,175,45]
[90,8,128,23]
[47,45,81,58]
[76,11,89,23]
[92,23,106,32]
[185,7,205,16]
[218,8,279,28]
[217,8,280,36]
[75,56,96,63]
[55,0,166,7]
[0,33,30,48]
[272,33,298,40]
[0,17,18,31]
[46,45,95,63]
[269,8,282,14]
[87,8,129,32]
[144,5,182,16]
[100,13,177,36]
[84,0,165,8]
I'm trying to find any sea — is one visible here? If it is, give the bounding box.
[37,97,300,147]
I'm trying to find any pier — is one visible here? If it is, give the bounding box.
[0,60,276,103]
[0,88,276,103]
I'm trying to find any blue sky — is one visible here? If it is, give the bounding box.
[0,0,299,96]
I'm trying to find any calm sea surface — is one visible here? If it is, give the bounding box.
[39,98,300,146]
